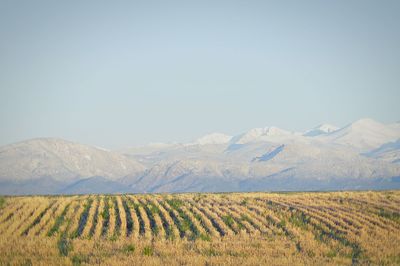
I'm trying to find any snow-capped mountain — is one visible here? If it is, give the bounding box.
[1,118,399,195]
[0,138,145,194]
[303,124,339,137]
[318,118,400,151]
[231,126,295,145]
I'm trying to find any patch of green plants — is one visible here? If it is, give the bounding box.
[166,198,184,209]
[227,250,247,257]
[0,196,5,209]
[240,214,251,223]
[204,247,220,257]
[71,253,89,266]
[326,249,337,258]
[289,211,310,230]
[221,214,235,227]
[199,233,211,241]
[109,235,118,241]
[143,246,154,256]
[193,212,203,221]
[122,244,135,253]
[147,203,160,214]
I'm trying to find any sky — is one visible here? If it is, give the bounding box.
[0,0,399,149]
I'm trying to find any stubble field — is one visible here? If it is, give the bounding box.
[0,191,399,265]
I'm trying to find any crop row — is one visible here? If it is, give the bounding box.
[0,192,399,263]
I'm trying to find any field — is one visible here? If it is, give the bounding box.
[0,191,399,265]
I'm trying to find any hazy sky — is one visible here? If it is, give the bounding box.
[0,0,399,148]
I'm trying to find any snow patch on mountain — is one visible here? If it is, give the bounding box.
[304,124,339,137]
[364,139,400,163]
[233,126,294,144]
[194,133,232,145]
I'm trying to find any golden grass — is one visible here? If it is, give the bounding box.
[0,191,400,265]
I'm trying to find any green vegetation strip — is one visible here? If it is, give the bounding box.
[0,196,5,209]
[142,201,158,236]
[101,197,110,237]
[72,198,93,238]
[88,197,100,237]
[121,197,133,237]
[133,201,145,236]
[47,203,71,237]
[113,197,121,237]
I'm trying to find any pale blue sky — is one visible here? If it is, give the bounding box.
[0,0,399,148]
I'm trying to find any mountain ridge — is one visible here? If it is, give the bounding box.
[1,118,399,195]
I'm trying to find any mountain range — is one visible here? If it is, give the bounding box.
[1,118,399,195]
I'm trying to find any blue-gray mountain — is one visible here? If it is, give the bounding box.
[1,118,399,195]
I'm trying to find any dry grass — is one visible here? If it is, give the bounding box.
[0,191,399,265]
